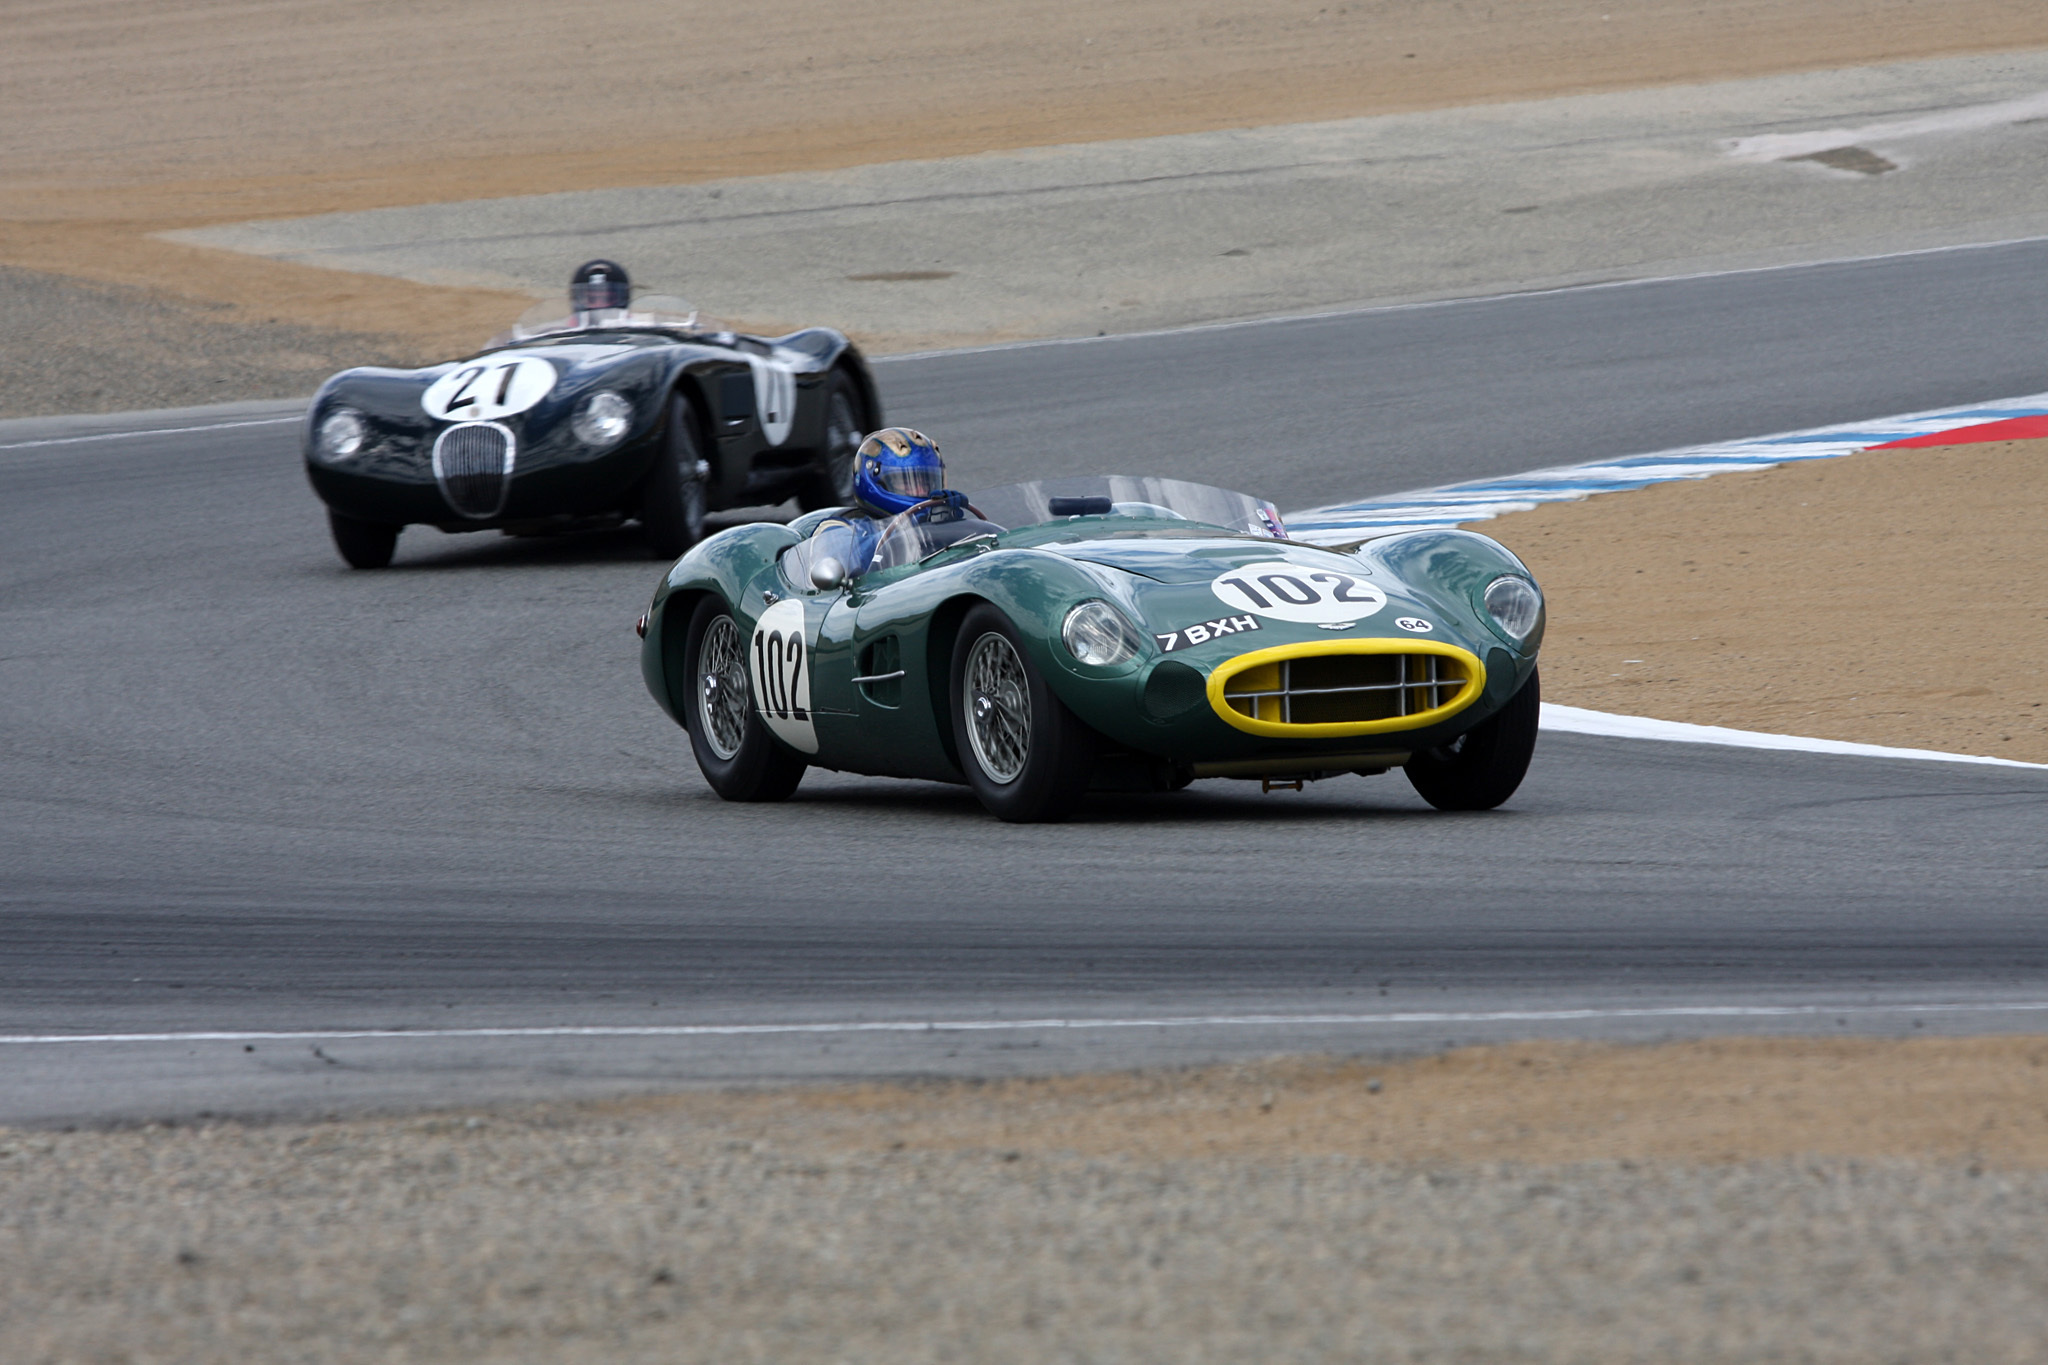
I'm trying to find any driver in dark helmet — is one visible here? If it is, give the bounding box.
[568,258,632,316]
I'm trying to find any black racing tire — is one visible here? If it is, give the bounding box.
[1404,665,1540,811]
[795,369,864,512]
[680,595,806,802]
[327,509,400,569]
[948,603,1095,822]
[640,390,712,560]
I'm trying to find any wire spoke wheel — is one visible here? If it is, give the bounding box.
[947,603,1094,821]
[696,614,750,761]
[963,631,1032,783]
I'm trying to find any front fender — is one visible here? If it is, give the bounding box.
[1358,529,1544,688]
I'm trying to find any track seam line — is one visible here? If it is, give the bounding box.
[13,1001,2048,1046]
[0,416,302,453]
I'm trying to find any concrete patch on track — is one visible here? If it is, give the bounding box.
[12,1037,2048,1362]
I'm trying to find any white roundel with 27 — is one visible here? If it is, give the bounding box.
[1210,561,1386,624]
[420,354,558,422]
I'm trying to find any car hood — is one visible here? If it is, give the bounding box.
[1021,529,1365,584]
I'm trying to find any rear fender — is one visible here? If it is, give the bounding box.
[640,522,800,722]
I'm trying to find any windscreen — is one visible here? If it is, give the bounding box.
[969,476,1286,539]
[489,293,702,346]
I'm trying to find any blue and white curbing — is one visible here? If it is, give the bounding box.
[1284,389,2048,545]
[1284,388,2048,769]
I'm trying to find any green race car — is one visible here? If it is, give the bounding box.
[637,476,1544,821]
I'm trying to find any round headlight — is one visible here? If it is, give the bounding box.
[314,408,366,461]
[572,390,633,448]
[1062,600,1143,667]
[1483,575,1542,641]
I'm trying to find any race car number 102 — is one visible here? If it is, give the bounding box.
[1209,561,1387,625]
[747,599,820,752]
[753,628,807,723]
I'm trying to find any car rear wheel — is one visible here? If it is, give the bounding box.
[328,510,400,569]
[1404,665,1540,811]
[949,604,1095,822]
[640,390,711,559]
[796,370,863,512]
[681,595,806,802]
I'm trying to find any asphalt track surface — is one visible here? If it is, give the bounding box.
[5,242,2048,1125]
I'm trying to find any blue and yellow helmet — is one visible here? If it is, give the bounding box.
[854,427,945,517]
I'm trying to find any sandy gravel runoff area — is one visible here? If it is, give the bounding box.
[12,1036,2048,1363]
[6,0,2048,378]
[1488,434,2048,762]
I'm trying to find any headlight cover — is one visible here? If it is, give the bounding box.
[1062,599,1143,667]
[571,390,633,449]
[314,408,366,462]
[1483,575,1542,642]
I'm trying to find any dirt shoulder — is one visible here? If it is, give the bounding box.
[11,1036,2048,1362]
[1489,436,2048,761]
[603,1034,2048,1168]
[5,0,2047,408]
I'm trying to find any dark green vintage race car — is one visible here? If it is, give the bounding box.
[637,476,1544,821]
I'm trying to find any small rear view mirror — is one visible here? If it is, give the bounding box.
[809,556,848,591]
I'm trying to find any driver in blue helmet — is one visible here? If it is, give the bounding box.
[804,428,994,579]
[854,427,959,518]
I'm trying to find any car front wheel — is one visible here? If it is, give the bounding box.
[328,510,400,569]
[1404,665,1540,811]
[681,596,806,802]
[948,604,1095,822]
[641,390,711,559]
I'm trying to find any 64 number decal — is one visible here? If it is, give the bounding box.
[1210,561,1387,625]
[747,599,819,754]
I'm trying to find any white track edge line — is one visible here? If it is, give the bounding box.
[1542,704,2048,770]
[11,1001,2048,1046]
[870,232,2048,363]
[0,416,302,452]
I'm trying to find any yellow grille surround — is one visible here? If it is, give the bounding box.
[1206,639,1485,738]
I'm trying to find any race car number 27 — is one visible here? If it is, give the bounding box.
[1210,561,1387,625]
[748,599,819,753]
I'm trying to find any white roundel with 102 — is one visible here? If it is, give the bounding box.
[1210,561,1386,625]
[748,598,819,754]
[420,354,558,422]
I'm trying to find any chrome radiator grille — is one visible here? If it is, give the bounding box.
[1221,651,1471,726]
[432,422,515,518]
